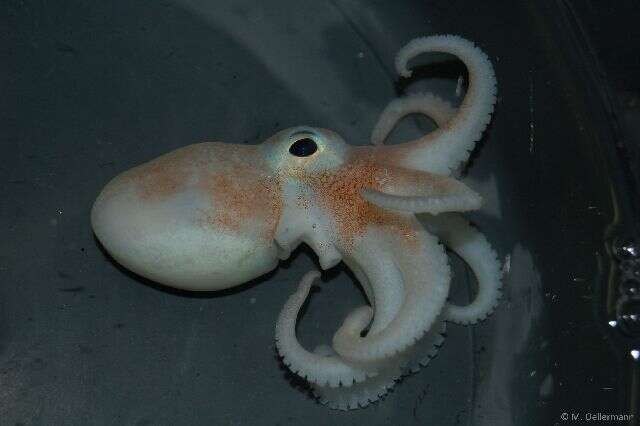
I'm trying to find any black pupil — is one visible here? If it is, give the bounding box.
[289,138,317,157]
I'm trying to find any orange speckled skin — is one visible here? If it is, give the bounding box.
[297,149,418,251]
[102,142,282,242]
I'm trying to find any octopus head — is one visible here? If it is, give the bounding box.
[91,141,284,291]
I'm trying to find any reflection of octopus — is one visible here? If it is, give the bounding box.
[92,35,502,409]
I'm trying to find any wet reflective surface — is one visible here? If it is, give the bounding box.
[1,0,637,424]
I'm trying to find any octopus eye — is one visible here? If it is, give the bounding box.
[289,138,317,157]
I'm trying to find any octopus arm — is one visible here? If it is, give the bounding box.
[311,343,400,410]
[370,92,455,146]
[362,166,482,215]
[275,270,377,388]
[276,266,449,409]
[423,213,502,324]
[312,320,446,410]
[376,35,497,175]
[332,222,450,362]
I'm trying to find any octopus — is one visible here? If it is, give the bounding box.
[91,35,502,410]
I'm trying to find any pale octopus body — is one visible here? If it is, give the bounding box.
[92,35,502,409]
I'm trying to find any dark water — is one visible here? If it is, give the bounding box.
[1,0,637,425]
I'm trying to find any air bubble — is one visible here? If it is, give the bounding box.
[613,237,640,260]
[620,278,640,296]
[616,296,640,336]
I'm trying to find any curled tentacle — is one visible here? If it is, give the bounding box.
[311,344,399,410]
[275,270,377,387]
[312,320,447,410]
[423,213,502,324]
[332,222,450,362]
[375,35,497,175]
[371,92,456,146]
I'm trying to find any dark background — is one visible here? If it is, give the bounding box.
[1,0,638,425]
